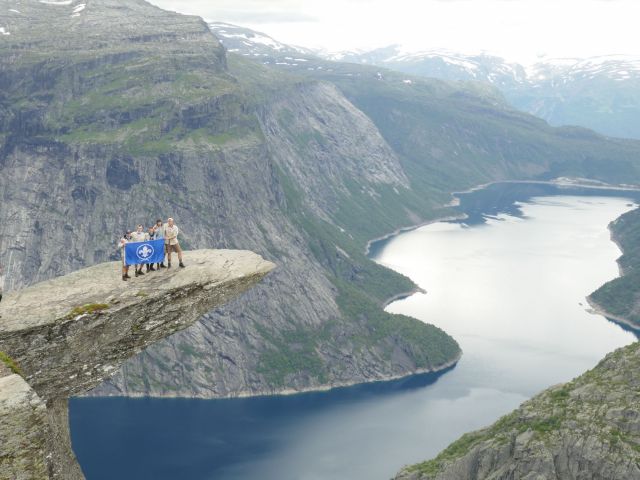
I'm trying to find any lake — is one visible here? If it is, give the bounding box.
[70,183,640,480]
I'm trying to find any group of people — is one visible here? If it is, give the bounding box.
[118,217,185,281]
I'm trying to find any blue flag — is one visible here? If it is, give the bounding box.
[124,239,165,266]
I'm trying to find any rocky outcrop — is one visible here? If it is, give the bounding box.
[0,249,274,479]
[395,341,640,480]
[0,0,462,400]
[0,371,48,480]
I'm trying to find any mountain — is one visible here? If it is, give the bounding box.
[0,0,461,400]
[325,46,527,88]
[208,22,315,60]
[320,45,640,140]
[3,4,640,405]
[212,24,640,480]
[395,341,640,480]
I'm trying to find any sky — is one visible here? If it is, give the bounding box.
[150,0,640,64]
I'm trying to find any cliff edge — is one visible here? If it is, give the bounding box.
[0,249,274,479]
[395,341,640,480]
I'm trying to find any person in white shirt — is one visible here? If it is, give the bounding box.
[130,224,147,277]
[164,217,185,268]
[118,232,132,281]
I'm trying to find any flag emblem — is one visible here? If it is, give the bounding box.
[124,239,165,266]
[136,244,154,260]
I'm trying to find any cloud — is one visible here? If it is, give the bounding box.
[150,0,640,63]
[150,0,318,24]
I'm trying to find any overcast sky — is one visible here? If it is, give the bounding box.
[150,0,640,64]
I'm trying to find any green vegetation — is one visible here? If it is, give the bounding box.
[287,58,640,192]
[405,342,640,477]
[589,206,640,327]
[256,324,328,387]
[65,303,109,319]
[0,351,23,377]
[251,165,461,387]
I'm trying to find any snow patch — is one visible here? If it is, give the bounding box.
[39,0,73,5]
[0,27,9,36]
[9,9,20,13]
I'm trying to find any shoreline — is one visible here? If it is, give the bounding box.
[584,205,639,331]
[585,297,640,333]
[92,178,639,402]
[366,177,640,258]
[85,351,463,401]
[450,178,640,197]
[382,287,427,309]
[365,214,467,256]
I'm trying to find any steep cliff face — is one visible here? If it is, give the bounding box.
[0,370,49,480]
[0,249,274,479]
[396,341,640,480]
[0,0,461,399]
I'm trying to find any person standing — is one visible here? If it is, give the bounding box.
[145,226,156,273]
[164,217,185,268]
[118,232,132,281]
[130,224,147,276]
[153,218,166,269]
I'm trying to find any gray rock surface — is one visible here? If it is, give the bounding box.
[0,249,273,479]
[0,0,462,400]
[0,372,48,480]
[395,341,640,480]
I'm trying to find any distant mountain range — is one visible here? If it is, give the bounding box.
[210,23,640,140]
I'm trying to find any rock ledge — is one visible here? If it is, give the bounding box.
[0,249,274,479]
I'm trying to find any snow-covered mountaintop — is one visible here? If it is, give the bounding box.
[330,45,640,85]
[209,22,640,139]
[209,22,315,59]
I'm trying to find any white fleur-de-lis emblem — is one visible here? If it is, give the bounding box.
[136,244,154,260]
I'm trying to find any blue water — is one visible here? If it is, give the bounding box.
[71,184,640,480]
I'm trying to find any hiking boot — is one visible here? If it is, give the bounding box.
[122,275,128,281]
[149,265,156,271]
[138,270,145,276]
[134,270,139,277]
[159,263,166,269]
[167,262,171,269]
[179,262,185,268]
[124,274,131,279]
